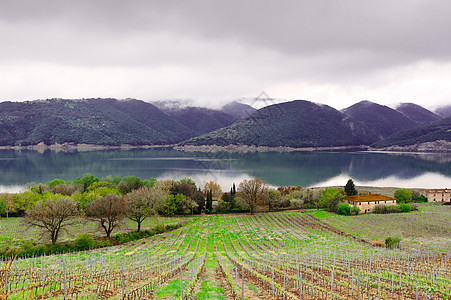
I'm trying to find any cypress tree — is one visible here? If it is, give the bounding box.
[344,179,358,196]
[206,190,213,212]
[230,183,236,209]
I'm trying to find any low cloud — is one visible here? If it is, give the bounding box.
[0,0,450,109]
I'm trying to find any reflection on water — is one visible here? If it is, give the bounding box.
[313,172,451,189]
[0,149,450,191]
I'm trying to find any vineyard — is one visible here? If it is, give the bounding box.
[1,207,450,299]
[0,216,189,249]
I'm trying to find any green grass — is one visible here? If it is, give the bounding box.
[194,280,225,300]
[155,278,189,299]
[0,215,191,248]
[305,210,335,219]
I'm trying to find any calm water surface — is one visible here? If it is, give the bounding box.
[0,149,450,192]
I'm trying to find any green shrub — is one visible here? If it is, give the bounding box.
[399,203,411,212]
[215,199,231,213]
[394,188,412,203]
[45,243,64,254]
[20,241,34,253]
[47,179,65,188]
[416,195,427,202]
[374,204,401,214]
[19,242,47,257]
[74,234,95,250]
[385,237,402,249]
[337,202,350,216]
[165,224,177,231]
[96,239,111,247]
[350,206,360,215]
[320,187,344,212]
[155,223,165,233]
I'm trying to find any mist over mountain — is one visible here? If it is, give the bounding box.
[160,106,236,135]
[435,105,451,118]
[220,101,257,119]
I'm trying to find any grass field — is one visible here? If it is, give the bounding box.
[307,204,451,252]
[1,205,450,299]
[0,216,191,248]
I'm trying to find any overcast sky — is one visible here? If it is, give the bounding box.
[1,0,450,109]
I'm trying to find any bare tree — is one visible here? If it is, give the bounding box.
[237,178,269,214]
[23,197,79,244]
[126,186,165,232]
[84,194,127,238]
[52,183,83,196]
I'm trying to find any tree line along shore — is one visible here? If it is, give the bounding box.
[1,175,431,249]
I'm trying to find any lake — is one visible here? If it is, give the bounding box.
[0,148,450,193]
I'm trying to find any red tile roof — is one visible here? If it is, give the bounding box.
[343,194,396,203]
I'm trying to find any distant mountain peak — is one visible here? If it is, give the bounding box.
[395,102,441,124]
[152,99,195,112]
[342,100,418,140]
[182,99,366,148]
[220,101,257,119]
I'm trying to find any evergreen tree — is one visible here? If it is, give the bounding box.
[206,190,213,212]
[344,179,358,196]
[230,183,237,208]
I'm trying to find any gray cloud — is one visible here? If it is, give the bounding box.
[0,0,450,108]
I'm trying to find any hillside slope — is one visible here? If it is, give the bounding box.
[396,103,441,124]
[371,117,451,150]
[182,100,367,147]
[220,101,257,119]
[157,106,235,135]
[0,98,196,146]
[342,101,418,140]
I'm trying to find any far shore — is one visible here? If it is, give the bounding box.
[0,143,175,152]
[0,142,450,153]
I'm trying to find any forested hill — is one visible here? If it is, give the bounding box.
[395,103,441,124]
[1,98,448,149]
[342,101,418,140]
[371,116,451,148]
[153,104,236,135]
[0,98,197,146]
[181,100,368,148]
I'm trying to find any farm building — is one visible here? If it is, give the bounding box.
[343,193,397,214]
[425,188,451,202]
[212,196,222,207]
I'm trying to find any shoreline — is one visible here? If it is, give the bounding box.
[0,142,450,153]
[174,144,369,153]
[0,143,175,152]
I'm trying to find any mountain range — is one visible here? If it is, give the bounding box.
[0,98,449,151]
[0,98,195,146]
